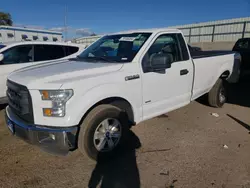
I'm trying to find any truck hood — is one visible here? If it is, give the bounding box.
[8,60,123,89]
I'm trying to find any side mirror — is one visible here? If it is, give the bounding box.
[150,53,173,71]
[0,53,4,62]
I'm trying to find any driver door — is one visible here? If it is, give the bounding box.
[141,33,193,120]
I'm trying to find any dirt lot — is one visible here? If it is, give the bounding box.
[0,78,250,188]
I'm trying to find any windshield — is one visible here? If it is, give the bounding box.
[0,44,6,50]
[78,33,152,63]
[233,39,249,51]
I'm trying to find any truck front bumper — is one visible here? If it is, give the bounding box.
[5,106,78,156]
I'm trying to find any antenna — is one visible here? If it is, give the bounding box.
[64,5,68,41]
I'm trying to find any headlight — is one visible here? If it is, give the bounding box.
[39,90,73,117]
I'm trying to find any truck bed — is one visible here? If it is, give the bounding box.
[191,52,236,101]
[190,50,235,59]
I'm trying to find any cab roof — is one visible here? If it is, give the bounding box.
[113,28,181,35]
[1,41,85,48]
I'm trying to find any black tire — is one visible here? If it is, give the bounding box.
[208,79,227,108]
[78,104,129,161]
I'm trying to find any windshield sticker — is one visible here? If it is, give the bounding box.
[121,57,128,60]
[119,37,136,42]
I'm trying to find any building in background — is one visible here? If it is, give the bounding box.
[73,17,250,50]
[0,26,62,43]
[169,17,250,43]
[170,17,250,50]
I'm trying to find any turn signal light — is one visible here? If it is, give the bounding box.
[43,108,52,116]
[41,91,49,100]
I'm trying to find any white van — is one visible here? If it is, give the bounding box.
[0,41,85,103]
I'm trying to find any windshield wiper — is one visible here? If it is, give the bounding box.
[92,56,115,62]
[87,56,119,63]
[73,56,118,63]
[71,56,91,61]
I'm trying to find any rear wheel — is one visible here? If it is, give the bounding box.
[78,104,128,160]
[208,79,227,108]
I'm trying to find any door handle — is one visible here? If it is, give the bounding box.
[180,69,189,75]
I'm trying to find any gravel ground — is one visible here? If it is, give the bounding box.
[0,78,250,188]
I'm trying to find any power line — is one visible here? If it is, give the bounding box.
[64,5,68,41]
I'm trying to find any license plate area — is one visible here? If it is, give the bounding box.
[7,118,14,134]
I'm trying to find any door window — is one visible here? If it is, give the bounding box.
[7,33,14,38]
[238,40,248,49]
[53,37,58,42]
[22,34,28,40]
[34,45,65,61]
[233,39,249,50]
[142,34,181,72]
[43,36,48,41]
[66,46,79,55]
[33,36,38,40]
[1,45,34,65]
[177,34,190,60]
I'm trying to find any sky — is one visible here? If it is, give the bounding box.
[1,0,250,38]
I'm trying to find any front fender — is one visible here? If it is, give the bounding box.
[66,83,142,126]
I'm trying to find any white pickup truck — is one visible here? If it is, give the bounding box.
[5,28,240,160]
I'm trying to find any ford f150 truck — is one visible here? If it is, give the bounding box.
[5,29,241,160]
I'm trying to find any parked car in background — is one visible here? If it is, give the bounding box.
[0,41,85,103]
[232,38,250,77]
[5,28,240,160]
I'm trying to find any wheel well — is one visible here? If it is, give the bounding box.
[81,97,135,126]
[220,70,230,79]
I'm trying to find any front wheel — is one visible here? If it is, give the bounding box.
[208,79,227,108]
[78,104,128,160]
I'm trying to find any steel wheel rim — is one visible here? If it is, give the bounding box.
[93,118,122,152]
[219,87,226,103]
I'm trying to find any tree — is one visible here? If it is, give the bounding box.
[90,33,97,36]
[0,12,13,26]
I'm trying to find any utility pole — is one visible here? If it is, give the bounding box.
[64,5,68,41]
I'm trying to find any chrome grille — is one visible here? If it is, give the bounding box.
[7,80,34,123]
